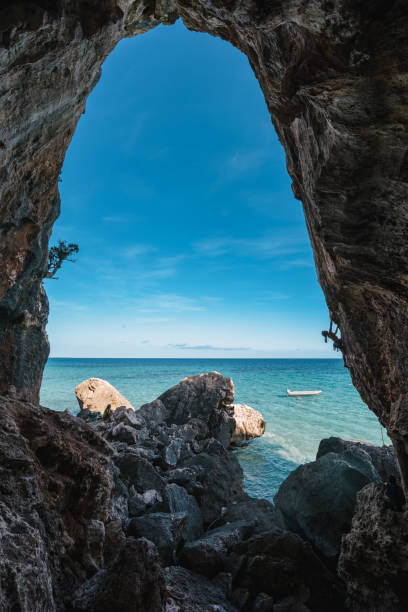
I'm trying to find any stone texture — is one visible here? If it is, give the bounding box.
[75,377,134,414]
[231,403,266,443]
[0,394,113,610]
[274,437,398,559]
[338,483,408,612]
[1,0,408,501]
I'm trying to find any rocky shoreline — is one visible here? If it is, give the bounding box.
[0,372,406,611]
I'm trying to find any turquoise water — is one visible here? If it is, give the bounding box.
[40,358,387,501]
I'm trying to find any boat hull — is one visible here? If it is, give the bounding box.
[286,389,322,397]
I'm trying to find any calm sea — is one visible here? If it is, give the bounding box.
[40,358,387,501]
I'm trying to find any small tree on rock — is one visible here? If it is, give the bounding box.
[46,240,79,279]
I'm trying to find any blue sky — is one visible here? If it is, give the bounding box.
[46,20,334,358]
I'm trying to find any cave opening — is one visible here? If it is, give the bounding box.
[39,20,387,499]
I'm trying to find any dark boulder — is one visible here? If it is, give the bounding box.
[72,537,164,611]
[338,482,408,612]
[180,521,254,578]
[164,566,236,612]
[274,438,397,559]
[126,512,186,563]
[165,483,203,542]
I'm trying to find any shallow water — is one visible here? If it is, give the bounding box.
[40,358,387,501]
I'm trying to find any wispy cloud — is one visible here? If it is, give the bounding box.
[193,233,309,260]
[279,258,314,269]
[123,243,157,258]
[135,294,206,312]
[168,343,250,351]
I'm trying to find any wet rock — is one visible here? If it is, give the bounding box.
[231,404,266,443]
[338,482,408,611]
[75,378,134,414]
[164,566,236,611]
[180,521,254,578]
[127,512,187,563]
[165,483,203,542]
[274,438,394,559]
[72,537,164,611]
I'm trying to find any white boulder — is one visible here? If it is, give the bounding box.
[231,403,266,442]
[75,377,134,414]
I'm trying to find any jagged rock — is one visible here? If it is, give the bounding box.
[75,378,134,414]
[274,438,397,559]
[338,482,408,612]
[137,399,168,427]
[159,372,234,425]
[127,512,187,563]
[221,496,284,533]
[231,404,266,443]
[232,531,345,612]
[164,566,236,612]
[317,437,398,482]
[165,483,203,542]
[180,441,244,526]
[72,537,164,611]
[114,451,165,493]
[0,396,113,609]
[180,521,254,578]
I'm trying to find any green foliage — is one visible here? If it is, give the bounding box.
[46,240,79,279]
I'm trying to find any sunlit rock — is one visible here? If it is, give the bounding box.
[75,377,134,414]
[231,403,266,442]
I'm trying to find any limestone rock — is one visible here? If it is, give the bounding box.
[75,378,134,414]
[231,404,266,443]
[338,483,408,612]
[274,438,397,559]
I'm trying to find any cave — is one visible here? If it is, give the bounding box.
[1,1,408,610]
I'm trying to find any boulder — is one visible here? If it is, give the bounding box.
[338,482,408,612]
[180,521,254,578]
[274,438,398,559]
[114,451,165,494]
[165,483,203,542]
[159,371,234,427]
[75,378,134,414]
[231,404,266,443]
[233,531,345,611]
[72,537,164,611]
[164,566,236,612]
[126,512,186,563]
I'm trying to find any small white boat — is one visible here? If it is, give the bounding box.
[286,388,322,397]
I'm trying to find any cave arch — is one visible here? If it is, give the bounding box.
[1,1,408,489]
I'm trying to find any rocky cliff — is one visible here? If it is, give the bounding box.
[1,0,407,492]
[0,373,345,611]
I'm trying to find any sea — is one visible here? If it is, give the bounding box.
[40,358,388,502]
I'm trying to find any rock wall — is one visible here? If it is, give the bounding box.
[1,2,408,485]
[0,373,344,611]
